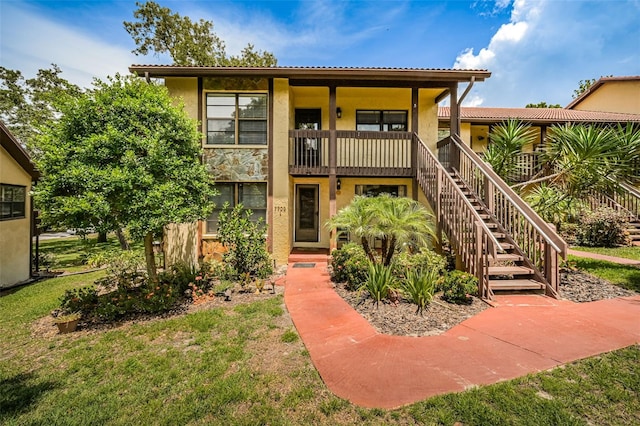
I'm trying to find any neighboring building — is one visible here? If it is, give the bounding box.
[0,121,40,288]
[566,76,640,114]
[129,66,490,266]
[438,106,640,154]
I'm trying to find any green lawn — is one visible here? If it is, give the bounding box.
[2,239,638,424]
[568,255,640,292]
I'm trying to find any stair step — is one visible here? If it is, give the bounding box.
[478,213,491,219]
[488,266,534,276]
[492,232,506,239]
[492,253,524,262]
[489,279,545,291]
[500,242,515,250]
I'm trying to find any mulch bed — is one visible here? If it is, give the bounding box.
[334,269,639,337]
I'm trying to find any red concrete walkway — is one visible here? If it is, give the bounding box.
[284,261,640,409]
[568,248,640,266]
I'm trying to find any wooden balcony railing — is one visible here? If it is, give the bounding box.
[416,134,504,299]
[438,135,567,296]
[288,130,413,176]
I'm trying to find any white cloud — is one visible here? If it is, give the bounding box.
[454,0,640,107]
[0,3,136,88]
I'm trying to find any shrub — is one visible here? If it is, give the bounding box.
[60,286,99,315]
[401,268,438,315]
[391,249,446,281]
[217,203,273,281]
[440,270,478,304]
[360,262,396,307]
[575,208,630,247]
[330,243,369,290]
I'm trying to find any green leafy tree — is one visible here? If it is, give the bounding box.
[0,64,82,154]
[483,119,537,183]
[124,1,277,66]
[327,195,436,266]
[35,75,215,282]
[525,102,561,108]
[571,76,612,100]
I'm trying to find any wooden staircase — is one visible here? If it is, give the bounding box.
[629,222,640,245]
[415,133,568,300]
[450,172,546,296]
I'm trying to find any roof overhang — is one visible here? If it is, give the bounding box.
[438,107,640,125]
[129,65,490,87]
[0,121,40,181]
[566,76,640,110]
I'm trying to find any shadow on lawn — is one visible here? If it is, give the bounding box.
[573,258,640,293]
[0,372,59,420]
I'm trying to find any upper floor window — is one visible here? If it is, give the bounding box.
[356,110,407,132]
[206,94,267,145]
[1,184,26,220]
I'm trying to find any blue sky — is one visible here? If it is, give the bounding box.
[1,0,639,107]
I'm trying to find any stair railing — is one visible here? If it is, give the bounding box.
[415,134,504,299]
[588,182,640,222]
[437,134,567,297]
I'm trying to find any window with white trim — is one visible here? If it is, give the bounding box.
[206,182,267,233]
[0,184,26,220]
[206,94,267,145]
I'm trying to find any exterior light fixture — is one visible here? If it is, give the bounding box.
[336,107,342,119]
[336,178,342,190]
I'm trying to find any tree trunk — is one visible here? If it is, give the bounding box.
[116,228,130,250]
[144,232,158,283]
[384,237,396,266]
[361,237,375,263]
[97,231,108,243]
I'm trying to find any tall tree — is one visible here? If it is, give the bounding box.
[572,78,596,99]
[525,102,561,108]
[35,75,215,281]
[0,64,81,154]
[124,1,277,66]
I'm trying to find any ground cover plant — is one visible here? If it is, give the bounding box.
[567,255,640,292]
[1,269,639,425]
[570,246,640,261]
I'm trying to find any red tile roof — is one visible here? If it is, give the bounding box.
[438,107,640,123]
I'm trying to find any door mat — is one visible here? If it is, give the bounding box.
[292,263,316,268]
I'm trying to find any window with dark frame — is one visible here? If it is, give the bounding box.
[356,110,408,131]
[355,185,407,198]
[206,182,267,233]
[0,184,26,220]
[206,94,267,145]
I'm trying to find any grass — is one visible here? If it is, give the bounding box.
[568,255,640,292]
[571,245,640,261]
[39,234,124,273]
[2,237,639,425]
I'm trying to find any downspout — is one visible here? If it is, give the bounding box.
[456,76,475,135]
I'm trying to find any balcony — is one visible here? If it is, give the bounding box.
[288,130,414,177]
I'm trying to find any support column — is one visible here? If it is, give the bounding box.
[329,86,338,251]
[411,87,419,200]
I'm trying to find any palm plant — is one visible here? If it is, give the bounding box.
[327,194,436,266]
[524,183,583,226]
[484,119,537,183]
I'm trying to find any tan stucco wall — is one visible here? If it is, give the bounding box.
[0,146,32,287]
[165,78,199,121]
[164,222,199,267]
[271,78,291,265]
[572,80,640,114]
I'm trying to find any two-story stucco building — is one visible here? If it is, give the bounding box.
[129,66,490,266]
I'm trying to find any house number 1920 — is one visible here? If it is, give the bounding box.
[275,206,287,214]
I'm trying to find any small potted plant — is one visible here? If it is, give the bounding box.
[53,312,82,334]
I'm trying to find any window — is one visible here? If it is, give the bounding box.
[356,110,407,131]
[206,182,267,233]
[206,94,267,145]
[1,184,26,220]
[355,185,406,197]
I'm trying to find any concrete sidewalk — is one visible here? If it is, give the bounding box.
[284,261,640,409]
